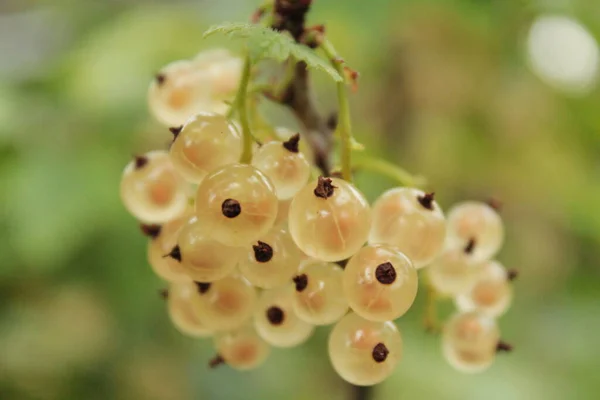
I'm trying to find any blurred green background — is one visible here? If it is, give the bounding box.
[1,0,600,399]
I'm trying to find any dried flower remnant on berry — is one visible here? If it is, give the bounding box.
[375,262,397,284]
[209,354,225,368]
[496,341,513,352]
[159,288,169,300]
[487,197,503,212]
[314,176,336,199]
[417,192,435,210]
[165,245,182,262]
[372,342,389,363]
[266,306,285,325]
[253,241,274,263]
[155,73,166,85]
[507,269,519,281]
[195,282,212,294]
[293,274,308,292]
[134,155,148,169]
[222,198,242,218]
[169,125,183,139]
[283,133,301,153]
[140,224,162,239]
[464,238,476,254]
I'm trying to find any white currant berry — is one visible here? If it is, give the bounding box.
[446,202,504,262]
[167,281,212,338]
[120,151,189,223]
[427,244,484,296]
[238,228,302,289]
[253,285,314,348]
[195,164,279,246]
[273,198,292,227]
[169,217,242,282]
[148,60,214,127]
[328,312,403,386]
[212,325,270,371]
[169,113,242,184]
[369,188,446,268]
[291,261,348,325]
[192,276,257,332]
[455,260,514,318]
[343,244,418,322]
[251,134,311,200]
[442,311,500,373]
[288,177,371,262]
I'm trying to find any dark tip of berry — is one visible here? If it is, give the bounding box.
[293,274,308,292]
[487,197,503,212]
[464,238,476,254]
[169,125,183,139]
[375,262,396,284]
[496,341,513,353]
[155,73,166,85]
[134,155,148,169]
[164,245,181,262]
[253,241,273,263]
[209,354,225,368]
[314,176,336,199]
[159,288,169,300]
[221,198,242,218]
[266,306,285,325]
[372,343,389,363]
[507,269,518,282]
[195,282,211,294]
[140,224,161,239]
[327,112,338,130]
[282,133,301,153]
[417,192,435,210]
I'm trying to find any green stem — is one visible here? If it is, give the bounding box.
[229,55,254,163]
[353,156,425,187]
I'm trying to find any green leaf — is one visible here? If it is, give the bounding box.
[203,23,343,82]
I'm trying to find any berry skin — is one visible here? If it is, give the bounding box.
[120,151,189,223]
[195,164,279,246]
[369,188,446,268]
[328,312,403,386]
[213,325,270,371]
[455,260,513,318]
[167,281,212,338]
[238,228,302,289]
[174,217,242,282]
[292,261,348,325]
[169,113,242,184]
[192,275,257,332]
[288,177,371,262]
[427,246,485,296]
[253,286,314,348]
[343,244,418,322]
[442,311,500,373]
[251,136,311,200]
[148,60,214,127]
[446,202,504,262]
[193,49,242,99]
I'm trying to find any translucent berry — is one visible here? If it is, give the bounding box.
[291,261,348,325]
[251,134,311,200]
[446,202,504,262]
[427,245,484,296]
[193,275,257,332]
[273,198,292,227]
[253,286,314,347]
[195,164,278,246]
[328,312,403,386]
[369,188,446,268]
[238,228,302,289]
[343,244,418,322]
[172,217,242,282]
[288,177,371,262]
[442,311,500,373]
[120,151,189,223]
[169,113,242,184]
[148,60,213,127]
[167,281,212,338]
[213,325,270,371]
[455,260,513,317]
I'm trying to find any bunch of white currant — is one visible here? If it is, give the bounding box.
[120,48,514,386]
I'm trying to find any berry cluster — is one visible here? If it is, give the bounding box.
[120,8,515,386]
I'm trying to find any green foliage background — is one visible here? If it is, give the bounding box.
[1,0,599,399]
